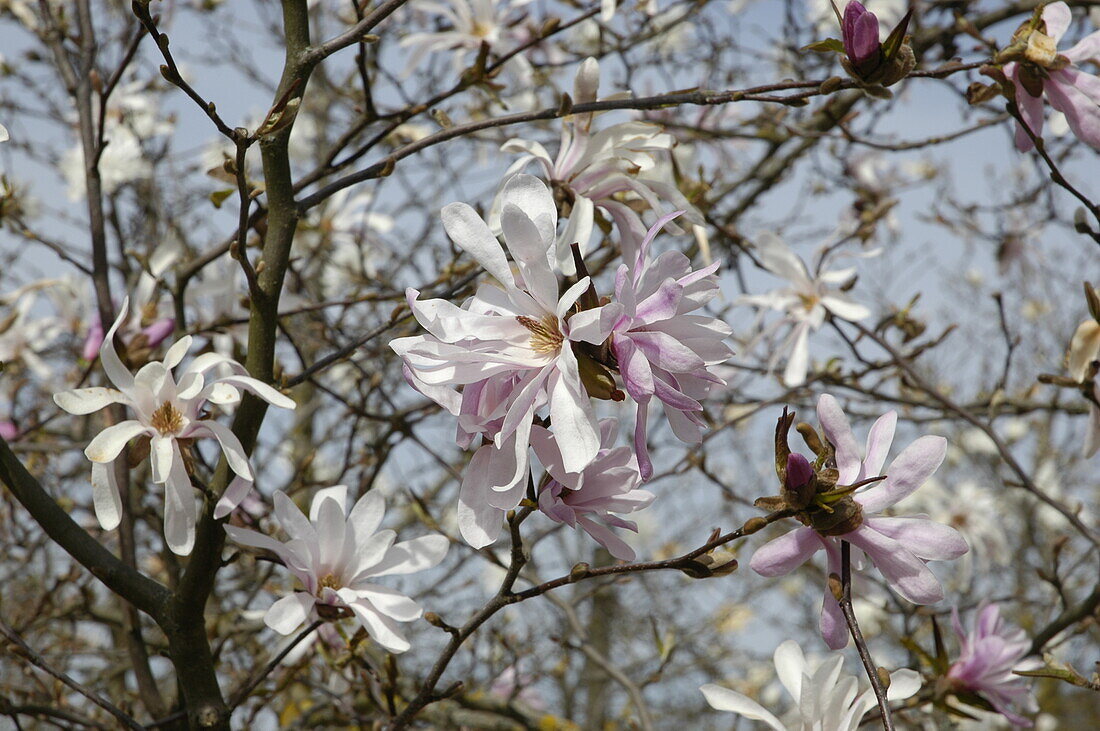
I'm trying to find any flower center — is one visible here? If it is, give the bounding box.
[1024,30,1058,67]
[318,573,342,592]
[150,401,184,435]
[517,315,564,354]
[798,293,821,312]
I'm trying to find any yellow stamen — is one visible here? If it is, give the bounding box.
[150,401,184,435]
[517,315,564,354]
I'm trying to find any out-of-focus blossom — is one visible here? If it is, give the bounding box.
[0,282,65,381]
[1065,317,1100,457]
[1004,2,1100,150]
[489,664,546,710]
[225,486,448,653]
[392,174,615,547]
[947,604,1041,727]
[607,212,731,479]
[0,418,17,441]
[499,57,702,272]
[81,242,178,362]
[400,0,530,74]
[532,419,654,560]
[53,298,296,555]
[700,638,921,730]
[298,187,395,297]
[750,395,968,649]
[0,123,8,142]
[738,233,871,386]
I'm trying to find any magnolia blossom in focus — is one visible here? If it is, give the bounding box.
[53,299,296,554]
[606,212,732,480]
[499,57,702,272]
[225,486,448,653]
[700,639,921,730]
[391,175,617,547]
[531,419,654,560]
[1005,2,1100,150]
[738,233,871,386]
[750,395,969,649]
[947,604,1041,726]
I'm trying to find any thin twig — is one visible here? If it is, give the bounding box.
[228,620,323,709]
[838,541,894,731]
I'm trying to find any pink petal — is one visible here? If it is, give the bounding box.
[749,526,822,577]
[857,435,946,513]
[817,394,862,485]
[846,528,945,604]
[864,516,969,561]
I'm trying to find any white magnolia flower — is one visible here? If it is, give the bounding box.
[400,0,530,74]
[700,639,921,731]
[392,174,616,547]
[499,57,702,273]
[224,485,448,654]
[738,233,871,386]
[53,298,296,554]
[299,187,395,297]
[0,281,65,381]
[0,122,8,142]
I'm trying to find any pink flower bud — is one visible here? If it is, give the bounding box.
[81,313,104,361]
[141,318,176,348]
[785,452,814,490]
[842,1,881,67]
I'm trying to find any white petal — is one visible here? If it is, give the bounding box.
[90,462,123,531]
[347,600,412,653]
[369,534,449,577]
[53,387,127,415]
[99,298,135,392]
[265,593,316,635]
[699,685,785,729]
[441,202,514,287]
[85,421,149,463]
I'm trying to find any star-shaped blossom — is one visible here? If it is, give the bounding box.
[700,639,921,730]
[499,58,702,272]
[400,0,530,74]
[607,212,732,480]
[1005,2,1100,151]
[750,394,969,649]
[53,298,296,554]
[947,604,1041,727]
[738,234,870,386]
[224,486,448,654]
[392,174,617,546]
[532,419,654,560]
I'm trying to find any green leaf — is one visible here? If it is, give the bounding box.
[881,9,913,61]
[209,189,234,208]
[802,38,846,54]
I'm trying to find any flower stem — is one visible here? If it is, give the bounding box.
[839,540,894,731]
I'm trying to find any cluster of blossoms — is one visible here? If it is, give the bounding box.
[392,173,730,556]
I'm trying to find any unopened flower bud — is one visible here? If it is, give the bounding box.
[842,1,881,69]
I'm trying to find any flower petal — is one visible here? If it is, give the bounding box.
[749,526,822,577]
[53,387,127,415]
[90,461,123,531]
[265,593,315,635]
[84,421,148,464]
[699,685,785,730]
[857,435,946,513]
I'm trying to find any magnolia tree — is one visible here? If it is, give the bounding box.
[1,0,1100,728]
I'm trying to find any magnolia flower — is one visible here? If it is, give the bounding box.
[299,187,395,297]
[532,419,654,560]
[399,0,529,74]
[499,58,702,272]
[750,395,969,649]
[700,639,921,730]
[608,212,732,480]
[947,604,1041,726]
[842,1,880,68]
[0,123,8,142]
[53,299,296,554]
[1006,2,1100,151]
[81,242,178,362]
[391,175,616,546]
[0,282,65,381]
[1066,318,1100,457]
[738,233,871,386]
[225,486,448,653]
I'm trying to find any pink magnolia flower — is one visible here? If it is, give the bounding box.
[225,486,448,654]
[750,394,969,649]
[499,58,702,271]
[391,175,617,546]
[842,1,881,68]
[607,212,732,480]
[947,604,1041,726]
[531,419,654,560]
[1006,2,1100,151]
[53,298,296,555]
